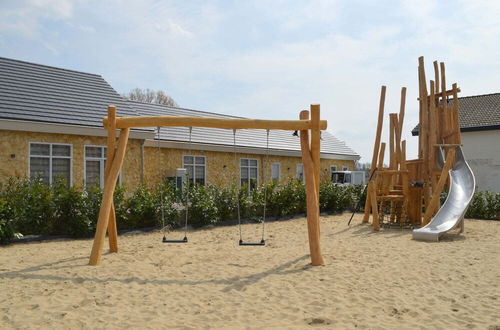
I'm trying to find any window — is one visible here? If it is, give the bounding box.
[241,158,258,190]
[296,163,304,181]
[343,165,349,171]
[29,143,72,186]
[183,155,206,185]
[331,165,338,172]
[271,162,281,182]
[84,146,121,188]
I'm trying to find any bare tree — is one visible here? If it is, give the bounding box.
[123,88,178,107]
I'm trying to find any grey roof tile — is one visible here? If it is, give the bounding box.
[130,101,359,157]
[0,57,138,127]
[412,93,500,135]
[0,56,359,158]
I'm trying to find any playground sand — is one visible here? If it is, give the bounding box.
[0,215,499,329]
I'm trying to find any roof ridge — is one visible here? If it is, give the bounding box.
[0,56,102,78]
[127,100,245,118]
[459,92,500,99]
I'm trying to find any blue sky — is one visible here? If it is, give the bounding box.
[1,0,500,162]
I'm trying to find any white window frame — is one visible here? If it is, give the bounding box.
[83,145,122,188]
[343,165,349,171]
[331,165,338,172]
[240,158,259,190]
[183,155,207,185]
[271,162,281,182]
[296,163,304,181]
[28,142,73,186]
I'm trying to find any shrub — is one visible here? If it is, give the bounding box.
[0,199,15,244]
[51,179,91,236]
[187,183,219,227]
[273,179,306,217]
[123,183,158,229]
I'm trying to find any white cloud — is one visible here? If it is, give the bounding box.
[2,0,500,162]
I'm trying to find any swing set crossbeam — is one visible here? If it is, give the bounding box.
[103,115,327,131]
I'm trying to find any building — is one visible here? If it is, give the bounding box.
[412,93,500,193]
[0,57,360,190]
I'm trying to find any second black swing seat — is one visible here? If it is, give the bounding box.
[163,236,188,243]
[239,239,265,246]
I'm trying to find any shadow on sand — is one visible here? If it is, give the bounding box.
[0,254,312,292]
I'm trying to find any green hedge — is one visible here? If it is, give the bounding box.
[0,177,498,244]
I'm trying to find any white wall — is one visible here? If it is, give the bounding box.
[461,130,500,193]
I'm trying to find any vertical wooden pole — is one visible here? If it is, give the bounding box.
[428,81,438,201]
[389,114,396,222]
[363,86,386,223]
[89,128,131,265]
[310,104,321,202]
[433,61,440,95]
[300,110,324,266]
[440,62,448,142]
[422,148,456,225]
[105,106,118,253]
[372,143,385,231]
[452,83,461,145]
[398,87,406,139]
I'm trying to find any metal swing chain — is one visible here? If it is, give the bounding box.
[261,129,270,241]
[184,127,193,238]
[233,129,242,242]
[157,127,166,238]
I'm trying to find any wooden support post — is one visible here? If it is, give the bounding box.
[433,61,440,95]
[398,87,406,139]
[377,143,386,195]
[428,81,438,195]
[300,111,324,266]
[105,106,118,253]
[422,148,456,225]
[401,141,409,216]
[89,128,131,266]
[310,104,321,202]
[452,83,461,145]
[363,86,386,223]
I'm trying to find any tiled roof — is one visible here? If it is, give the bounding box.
[0,57,138,127]
[0,56,359,158]
[131,101,360,158]
[412,93,500,135]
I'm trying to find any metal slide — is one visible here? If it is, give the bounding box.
[413,147,475,241]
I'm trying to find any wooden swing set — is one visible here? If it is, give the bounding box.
[89,104,327,266]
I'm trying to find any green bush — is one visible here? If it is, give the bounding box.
[51,179,91,236]
[466,190,500,220]
[0,176,498,245]
[0,199,15,244]
[273,179,306,217]
[187,184,219,227]
[123,183,158,229]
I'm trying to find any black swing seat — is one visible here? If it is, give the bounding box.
[239,239,265,246]
[163,236,188,243]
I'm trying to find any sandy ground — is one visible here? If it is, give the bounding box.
[0,215,499,330]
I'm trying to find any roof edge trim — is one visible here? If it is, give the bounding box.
[0,119,153,139]
[143,139,360,160]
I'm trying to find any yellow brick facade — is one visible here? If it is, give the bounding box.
[144,147,354,188]
[0,129,355,189]
[0,130,143,189]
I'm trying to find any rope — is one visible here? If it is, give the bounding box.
[184,127,192,238]
[261,129,270,241]
[233,129,242,241]
[157,127,166,238]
